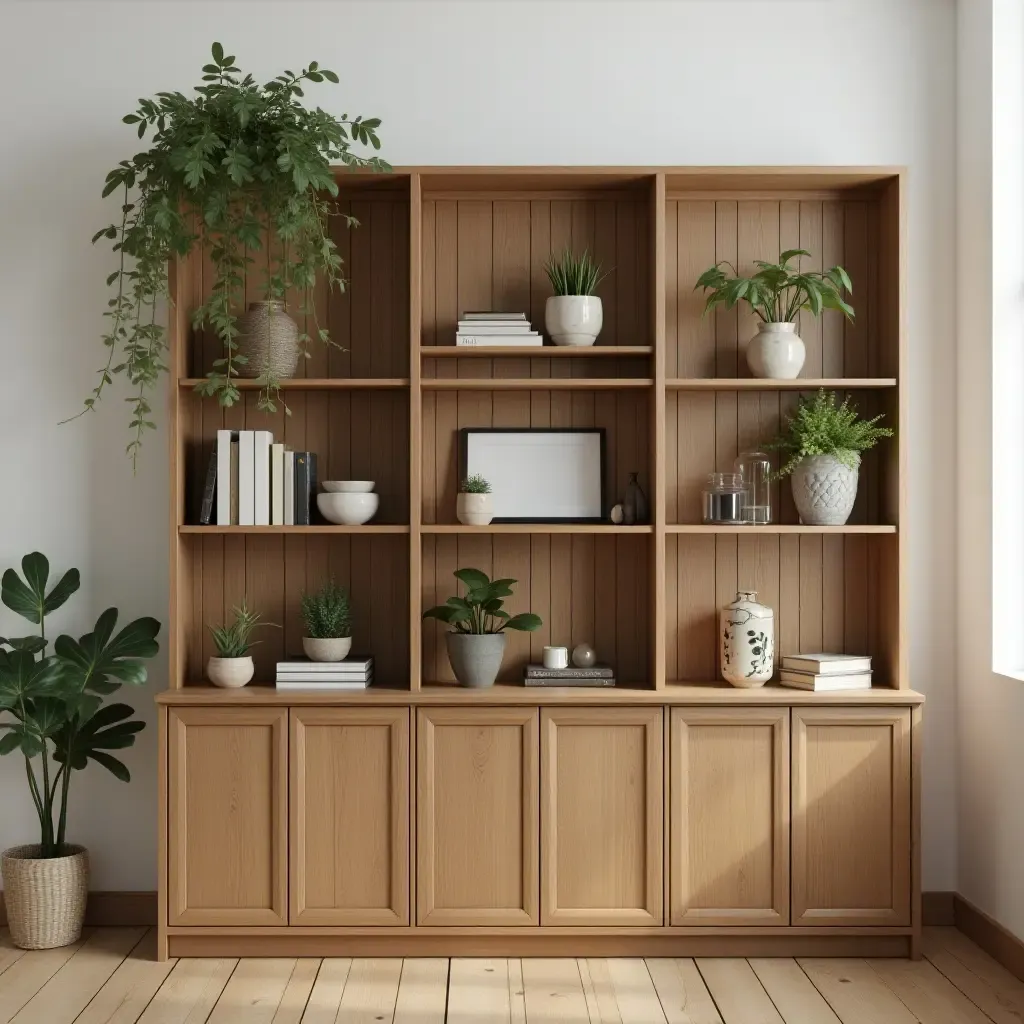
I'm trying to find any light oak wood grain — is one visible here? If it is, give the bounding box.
[645,958,724,1024]
[334,958,402,1023]
[522,958,591,1022]
[696,957,784,1023]
[136,957,237,1024]
[300,958,352,1024]
[0,933,88,1023]
[798,958,919,1024]
[748,958,840,1023]
[392,958,447,1024]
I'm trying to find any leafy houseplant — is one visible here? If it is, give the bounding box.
[77,42,388,465]
[0,553,159,949]
[695,249,855,379]
[301,579,352,662]
[543,247,607,347]
[457,474,494,526]
[423,569,542,688]
[766,389,893,526]
[207,601,274,687]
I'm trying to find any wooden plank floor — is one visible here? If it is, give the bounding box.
[0,927,1016,1023]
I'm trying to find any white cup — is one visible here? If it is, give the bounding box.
[543,645,569,670]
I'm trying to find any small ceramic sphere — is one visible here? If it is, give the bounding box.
[572,643,597,668]
[610,504,624,524]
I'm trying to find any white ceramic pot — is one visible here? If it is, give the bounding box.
[746,322,806,379]
[456,492,493,526]
[207,655,254,689]
[317,491,379,525]
[720,591,774,688]
[322,480,374,493]
[302,636,352,662]
[791,453,860,526]
[545,295,603,347]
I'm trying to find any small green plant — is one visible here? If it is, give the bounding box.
[695,249,855,324]
[460,474,491,495]
[208,601,274,657]
[543,247,607,296]
[766,389,893,478]
[423,569,542,635]
[301,579,351,639]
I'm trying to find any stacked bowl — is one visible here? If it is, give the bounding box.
[317,481,379,525]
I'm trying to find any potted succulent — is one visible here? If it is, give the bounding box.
[0,553,159,949]
[766,389,893,525]
[695,249,855,379]
[207,601,274,688]
[543,247,607,346]
[301,579,352,662]
[456,474,493,526]
[423,569,542,688]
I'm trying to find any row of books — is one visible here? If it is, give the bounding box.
[200,431,318,526]
[778,653,872,691]
[275,657,373,691]
[456,311,543,347]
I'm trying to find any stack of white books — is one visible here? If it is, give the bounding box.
[456,311,542,347]
[778,653,872,691]
[275,657,374,691]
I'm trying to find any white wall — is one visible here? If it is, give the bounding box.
[0,0,957,892]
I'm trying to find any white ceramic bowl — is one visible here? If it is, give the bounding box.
[317,491,380,525]
[322,480,375,493]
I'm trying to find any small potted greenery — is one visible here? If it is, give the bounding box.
[695,249,855,379]
[456,474,493,526]
[0,553,159,949]
[207,601,273,688]
[766,390,893,525]
[423,569,542,688]
[301,579,352,662]
[543,247,607,346]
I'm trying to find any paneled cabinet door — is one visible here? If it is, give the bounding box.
[792,707,911,926]
[541,708,663,926]
[168,708,287,926]
[417,708,539,925]
[290,708,410,925]
[670,708,789,925]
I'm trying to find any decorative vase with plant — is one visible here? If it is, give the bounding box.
[695,249,855,379]
[73,41,388,466]
[423,569,542,688]
[543,247,607,346]
[456,474,493,526]
[0,553,159,949]
[766,389,893,526]
[301,579,352,662]
[207,601,274,687]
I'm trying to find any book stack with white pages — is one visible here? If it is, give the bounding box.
[275,656,374,691]
[778,653,872,691]
[455,311,543,347]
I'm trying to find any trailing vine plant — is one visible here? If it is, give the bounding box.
[74,42,388,465]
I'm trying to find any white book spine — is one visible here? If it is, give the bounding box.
[456,335,544,347]
[270,444,286,526]
[238,431,256,526]
[253,431,273,526]
[216,430,233,526]
[283,451,295,526]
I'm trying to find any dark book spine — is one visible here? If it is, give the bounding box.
[525,668,614,678]
[199,450,217,525]
[294,452,312,526]
[307,452,318,523]
[523,677,616,687]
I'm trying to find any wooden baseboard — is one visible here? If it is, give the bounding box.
[954,894,1024,984]
[0,891,156,928]
[922,890,956,926]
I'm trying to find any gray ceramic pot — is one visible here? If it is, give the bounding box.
[446,632,508,688]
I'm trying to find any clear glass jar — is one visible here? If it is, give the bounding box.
[734,451,772,525]
[702,472,746,524]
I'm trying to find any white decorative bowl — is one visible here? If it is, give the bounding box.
[317,491,380,525]
[322,480,375,493]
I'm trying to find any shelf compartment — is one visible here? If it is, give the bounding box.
[666,378,896,391]
[666,525,895,535]
[422,524,652,535]
[180,525,410,535]
[179,378,409,390]
[421,346,653,358]
[421,378,653,390]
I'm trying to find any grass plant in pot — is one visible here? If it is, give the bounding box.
[766,389,893,525]
[423,569,541,688]
[695,249,855,379]
[456,474,493,526]
[543,247,607,346]
[207,601,274,687]
[0,553,159,949]
[301,579,352,662]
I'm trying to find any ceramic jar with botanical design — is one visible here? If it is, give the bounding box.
[720,591,774,688]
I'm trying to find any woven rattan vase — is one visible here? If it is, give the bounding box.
[235,300,300,379]
[2,845,88,949]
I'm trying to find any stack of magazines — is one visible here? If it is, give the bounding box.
[778,653,871,691]
[456,311,542,347]
[523,663,615,687]
[275,656,374,691]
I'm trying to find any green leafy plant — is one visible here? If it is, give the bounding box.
[423,569,542,635]
[75,41,388,465]
[543,247,607,296]
[301,579,351,639]
[0,553,160,857]
[208,601,274,657]
[695,249,855,324]
[460,474,491,495]
[766,389,893,477]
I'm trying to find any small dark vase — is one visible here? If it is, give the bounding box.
[623,472,649,525]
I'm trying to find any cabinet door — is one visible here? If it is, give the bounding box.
[792,707,911,926]
[168,708,287,926]
[670,708,789,925]
[417,708,539,925]
[541,708,663,926]
[290,708,409,925]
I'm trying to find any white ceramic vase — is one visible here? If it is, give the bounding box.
[720,591,774,688]
[747,322,806,379]
[791,453,860,526]
[545,295,603,347]
[207,655,254,689]
[302,636,352,662]
[457,492,493,525]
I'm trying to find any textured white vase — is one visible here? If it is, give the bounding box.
[207,655,254,689]
[791,454,860,526]
[545,295,603,346]
[302,636,352,662]
[457,492,493,525]
[746,322,806,379]
[720,591,774,688]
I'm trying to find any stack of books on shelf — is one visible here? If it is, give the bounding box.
[778,653,872,691]
[199,431,317,526]
[275,656,374,691]
[456,311,542,347]
[523,664,615,687]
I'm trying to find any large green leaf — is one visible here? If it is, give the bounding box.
[0,650,65,713]
[52,702,144,778]
[453,567,490,592]
[54,610,160,697]
[1,553,81,625]
[503,613,543,632]
[0,636,47,655]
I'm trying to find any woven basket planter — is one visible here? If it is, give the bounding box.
[1,845,88,949]
[235,300,300,379]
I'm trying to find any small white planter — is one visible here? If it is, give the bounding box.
[457,492,494,526]
[791,454,860,526]
[721,591,774,688]
[747,322,806,379]
[302,636,352,662]
[207,655,254,689]
[545,295,603,347]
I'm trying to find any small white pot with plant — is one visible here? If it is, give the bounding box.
[766,390,893,526]
[695,249,855,379]
[456,474,493,526]
[301,579,352,662]
[543,247,607,347]
[207,601,274,688]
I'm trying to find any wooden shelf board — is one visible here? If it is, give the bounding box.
[421,346,653,358]
[179,525,410,535]
[666,378,897,390]
[667,524,896,535]
[178,378,410,390]
[421,524,653,535]
[421,378,653,390]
